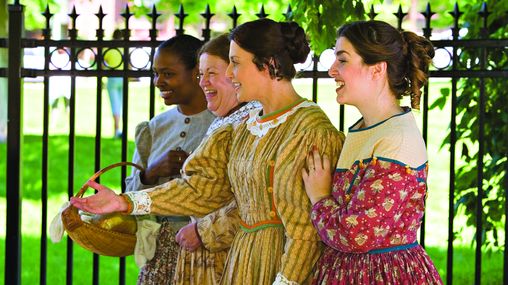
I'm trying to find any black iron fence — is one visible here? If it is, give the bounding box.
[1,1,507,285]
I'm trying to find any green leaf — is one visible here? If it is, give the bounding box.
[440,87,450,97]
[429,96,447,110]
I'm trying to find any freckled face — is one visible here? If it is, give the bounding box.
[198,53,238,117]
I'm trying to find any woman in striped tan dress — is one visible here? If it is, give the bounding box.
[71,19,345,284]
[171,34,260,285]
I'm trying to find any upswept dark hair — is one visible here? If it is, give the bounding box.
[337,20,435,109]
[158,34,204,70]
[229,18,310,81]
[198,34,230,63]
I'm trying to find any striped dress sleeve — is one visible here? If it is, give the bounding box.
[125,125,235,217]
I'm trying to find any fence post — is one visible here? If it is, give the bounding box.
[5,2,24,285]
[0,2,8,142]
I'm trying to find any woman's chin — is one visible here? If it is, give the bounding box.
[163,99,175,106]
[236,93,248,103]
[336,93,347,105]
[212,109,228,117]
[207,102,219,113]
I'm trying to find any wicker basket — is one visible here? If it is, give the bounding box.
[61,162,144,257]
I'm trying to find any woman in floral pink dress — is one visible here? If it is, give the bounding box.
[302,20,443,284]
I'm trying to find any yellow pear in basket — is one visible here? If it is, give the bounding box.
[89,213,137,235]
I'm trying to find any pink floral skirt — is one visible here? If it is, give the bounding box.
[312,244,443,285]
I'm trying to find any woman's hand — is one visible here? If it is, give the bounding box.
[175,222,202,252]
[70,180,128,214]
[302,147,332,205]
[141,149,189,184]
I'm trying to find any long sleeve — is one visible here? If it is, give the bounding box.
[196,199,240,252]
[125,121,155,192]
[274,124,344,283]
[125,125,235,217]
[311,139,427,253]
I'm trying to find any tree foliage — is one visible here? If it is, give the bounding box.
[1,0,7,45]
[289,0,365,55]
[431,0,508,251]
[131,0,365,55]
[17,0,60,30]
[131,0,292,42]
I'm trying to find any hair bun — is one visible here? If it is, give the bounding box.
[401,31,435,62]
[280,22,310,64]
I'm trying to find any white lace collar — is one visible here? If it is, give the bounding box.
[246,99,316,138]
[206,101,262,136]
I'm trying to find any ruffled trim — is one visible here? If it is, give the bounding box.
[246,100,316,138]
[206,101,262,136]
[125,191,152,215]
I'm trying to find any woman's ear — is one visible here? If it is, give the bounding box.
[370,61,387,80]
[264,57,280,80]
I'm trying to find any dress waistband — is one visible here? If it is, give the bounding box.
[368,242,419,254]
[240,219,283,233]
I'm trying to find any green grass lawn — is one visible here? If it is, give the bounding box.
[0,78,505,284]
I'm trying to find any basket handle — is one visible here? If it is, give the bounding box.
[75,162,145,198]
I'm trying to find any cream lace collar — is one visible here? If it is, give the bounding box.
[246,99,316,138]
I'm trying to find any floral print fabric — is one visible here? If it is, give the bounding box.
[310,158,442,284]
[311,158,427,252]
[313,245,442,284]
[137,220,180,284]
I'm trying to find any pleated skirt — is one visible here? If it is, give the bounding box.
[220,227,285,285]
[312,245,443,285]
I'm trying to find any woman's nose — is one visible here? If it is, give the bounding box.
[153,75,161,87]
[328,60,338,78]
[199,75,208,88]
[225,63,233,80]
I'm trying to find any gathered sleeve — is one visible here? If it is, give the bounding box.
[125,121,154,192]
[273,123,344,283]
[311,137,427,252]
[124,126,235,217]
[196,199,240,252]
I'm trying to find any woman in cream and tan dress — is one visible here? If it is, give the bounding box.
[71,19,345,285]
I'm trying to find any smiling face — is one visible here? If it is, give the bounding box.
[198,53,238,117]
[328,37,374,107]
[225,40,267,103]
[152,49,200,106]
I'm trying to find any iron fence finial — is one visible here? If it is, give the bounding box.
[284,4,292,21]
[368,5,378,20]
[256,4,269,19]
